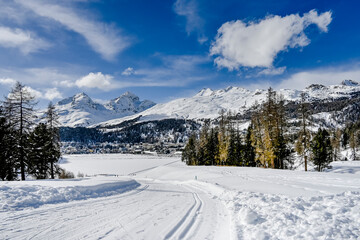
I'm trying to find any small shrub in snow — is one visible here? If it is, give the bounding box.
[59,169,74,179]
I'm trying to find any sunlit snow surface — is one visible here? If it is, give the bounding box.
[1,154,359,239]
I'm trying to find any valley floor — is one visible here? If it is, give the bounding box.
[1,154,359,239]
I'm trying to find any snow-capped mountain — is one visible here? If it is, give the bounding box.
[55,92,155,127]
[95,80,360,128]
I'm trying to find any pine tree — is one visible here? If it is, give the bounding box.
[206,128,219,165]
[197,120,210,165]
[244,125,256,167]
[311,128,333,171]
[45,102,61,179]
[235,129,244,166]
[226,126,237,166]
[0,107,16,180]
[28,123,52,179]
[182,134,198,165]
[3,82,37,180]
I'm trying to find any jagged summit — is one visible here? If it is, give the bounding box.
[96,81,360,128]
[54,92,155,127]
[341,79,358,86]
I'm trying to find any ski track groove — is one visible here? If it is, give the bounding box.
[164,190,202,240]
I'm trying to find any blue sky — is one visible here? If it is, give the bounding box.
[0,0,360,107]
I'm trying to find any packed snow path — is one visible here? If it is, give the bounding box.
[1,155,360,239]
[1,178,231,240]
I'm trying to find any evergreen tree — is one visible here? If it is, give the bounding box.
[3,82,37,180]
[206,128,219,165]
[342,131,349,149]
[197,120,210,165]
[0,107,16,180]
[182,134,198,165]
[244,125,256,167]
[235,129,244,166]
[311,128,333,171]
[28,123,52,179]
[45,102,61,178]
[226,126,237,166]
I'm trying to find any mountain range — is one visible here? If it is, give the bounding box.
[55,79,360,143]
[54,79,360,130]
[91,79,360,128]
[55,91,155,127]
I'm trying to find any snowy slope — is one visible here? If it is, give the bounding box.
[96,81,360,128]
[54,92,155,127]
[1,155,359,239]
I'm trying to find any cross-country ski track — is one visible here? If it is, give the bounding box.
[1,154,360,239]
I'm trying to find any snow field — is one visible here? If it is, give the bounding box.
[0,177,139,211]
[1,154,360,239]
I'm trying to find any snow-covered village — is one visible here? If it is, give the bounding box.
[1,0,360,239]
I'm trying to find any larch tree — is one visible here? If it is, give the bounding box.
[3,82,37,180]
[296,92,312,171]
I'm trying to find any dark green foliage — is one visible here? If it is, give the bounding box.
[28,124,52,179]
[3,82,37,180]
[243,125,256,167]
[342,131,349,148]
[0,108,16,180]
[60,127,103,143]
[311,128,333,171]
[182,134,197,165]
[206,128,219,165]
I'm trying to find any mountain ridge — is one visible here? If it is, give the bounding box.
[94,80,360,128]
[54,91,155,127]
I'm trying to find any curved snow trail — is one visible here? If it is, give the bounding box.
[0,179,231,240]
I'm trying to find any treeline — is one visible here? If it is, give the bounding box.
[182,88,360,171]
[0,82,61,181]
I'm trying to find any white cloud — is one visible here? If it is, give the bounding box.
[0,26,50,54]
[277,66,360,90]
[44,88,62,100]
[75,72,114,91]
[15,0,129,61]
[174,0,207,44]
[122,67,136,76]
[210,10,332,70]
[0,78,16,86]
[258,67,286,76]
[23,86,42,99]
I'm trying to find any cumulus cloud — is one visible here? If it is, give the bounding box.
[15,0,129,61]
[75,72,114,91]
[174,0,207,44]
[44,88,62,100]
[210,10,332,70]
[122,67,136,76]
[0,26,50,54]
[23,86,42,99]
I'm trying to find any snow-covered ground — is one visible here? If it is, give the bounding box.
[1,154,359,239]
